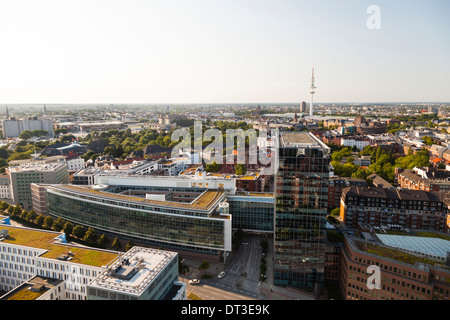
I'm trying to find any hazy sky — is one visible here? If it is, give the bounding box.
[0,0,449,104]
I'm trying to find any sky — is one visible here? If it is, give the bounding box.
[0,0,449,104]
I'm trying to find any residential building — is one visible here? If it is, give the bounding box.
[273,132,330,296]
[341,136,370,150]
[397,168,450,193]
[340,186,449,233]
[328,177,367,208]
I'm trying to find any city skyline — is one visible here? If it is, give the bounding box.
[0,0,449,104]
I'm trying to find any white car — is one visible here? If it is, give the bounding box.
[189,279,200,285]
[218,271,226,278]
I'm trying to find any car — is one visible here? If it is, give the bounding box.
[189,279,200,285]
[218,271,226,278]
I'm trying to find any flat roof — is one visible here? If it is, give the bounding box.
[8,162,66,173]
[89,246,177,296]
[50,184,226,212]
[1,276,64,300]
[0,224,118,267]
[280,131,329,149]
[377,234,450,260]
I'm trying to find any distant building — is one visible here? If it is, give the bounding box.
[2,117,54,138]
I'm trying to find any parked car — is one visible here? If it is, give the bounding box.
[218,271,226,278]
[189,279,200,285]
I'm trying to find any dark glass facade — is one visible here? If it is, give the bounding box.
[227,195,274,232]
[273,134,330,290]
[46,187,230,253]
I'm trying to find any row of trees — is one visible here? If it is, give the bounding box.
[0,201,135,252]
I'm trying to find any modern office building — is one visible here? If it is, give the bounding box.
[0,221,185,300]
[227,193,274,233]
[273,132,330,295]
[7,162,70,210]
[44,184,232,262]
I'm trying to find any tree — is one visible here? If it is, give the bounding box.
[73,225,86,239]
[112,237,122,251]
[19,130,32,140]
[43,216,54,229]
[125,240,135,252]
[26,210,37,223]
[63,222,73,236]
[205,161,221,173]
[83,227,98,245]
[35,215,45,227]
[235,164,247,176]
[198,260,210,277]
[330,207,341,217]
[98,234,109,249]
[54,217,65,231]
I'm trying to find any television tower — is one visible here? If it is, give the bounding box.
[309,67,316,117]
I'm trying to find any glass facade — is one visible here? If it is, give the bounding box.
[227,196,274,232]
[273,136,330,290]
[46,187,229,253]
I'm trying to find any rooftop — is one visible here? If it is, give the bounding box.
[280,131,329,149]
[8,162,67,173]
[89,246,177,296]
[1,276,64,300]
[0,224,118,267]
[376,234,450,261]
[50,184,226,212]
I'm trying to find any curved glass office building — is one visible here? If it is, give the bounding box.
[46,185,232,256]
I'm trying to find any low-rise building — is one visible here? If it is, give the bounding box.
[0,222,185,300]
[339,234,450,300]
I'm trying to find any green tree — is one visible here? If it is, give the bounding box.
[19,130,32,140]
[125,240,135,252]
[26,210,37,223]
[198,260,210,277]
[35,215,45,226]
[98,234,109,249]
[43,216,54,229]
[54,217,65,231]
[63,222,74,237]
[83,227,98,245]
[205,161,221,172]
[73,225,86,239]
[112,237,122,251]
[235,164,247,175]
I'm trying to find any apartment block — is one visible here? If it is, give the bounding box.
[340,186,449,233]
